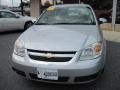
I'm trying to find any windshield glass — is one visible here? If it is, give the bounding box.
[36,6,96,25]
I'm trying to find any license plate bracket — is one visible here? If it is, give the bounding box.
[37,68,58,80]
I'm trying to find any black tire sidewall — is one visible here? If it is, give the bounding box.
[24,22,33,30]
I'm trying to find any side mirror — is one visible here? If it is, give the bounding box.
[98,18,107,24]
[32,18,38,24]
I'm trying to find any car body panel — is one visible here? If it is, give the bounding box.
[0,10,36,32]
[12,4,106,84]
[0,18,24,30]
[22,25,101,51]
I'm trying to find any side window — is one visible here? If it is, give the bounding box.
[0,11,16,18]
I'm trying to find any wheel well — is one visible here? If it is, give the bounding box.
[24,21,33,30]
[25,21,32,26]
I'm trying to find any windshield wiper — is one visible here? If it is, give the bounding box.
[35,23,51,25]
[36,22,96,25]
[52,22,96,25]
[53,23,95,25]
[36,23,71,25]
[53,23,72,24]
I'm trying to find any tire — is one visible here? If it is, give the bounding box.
[24,21,33,30]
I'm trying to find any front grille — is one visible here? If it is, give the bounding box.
[29,73,69,82]
[27,49,76,54]
[27,49,76,62]
[29,55,72,62]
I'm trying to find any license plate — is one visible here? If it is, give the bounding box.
[37,68,58,80]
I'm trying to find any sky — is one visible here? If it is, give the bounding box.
[0,0,59,7]
[0,0,60,7]
[0,0,21,7]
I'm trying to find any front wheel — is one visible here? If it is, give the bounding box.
[24,22,33,30]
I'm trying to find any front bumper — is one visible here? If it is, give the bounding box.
[12,52,105,84]
[12,62,102,84]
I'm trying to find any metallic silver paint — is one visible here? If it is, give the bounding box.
[12,4,106,83]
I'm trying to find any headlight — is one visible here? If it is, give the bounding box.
[80,42,103,60]
[14,39,25,57]
[32,18,37,23]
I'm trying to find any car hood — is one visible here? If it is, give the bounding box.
[21,25,100,51]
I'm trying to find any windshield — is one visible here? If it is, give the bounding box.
[36,6,96,25]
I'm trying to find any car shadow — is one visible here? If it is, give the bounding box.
[19,40,120,90]
[0,30,24,35]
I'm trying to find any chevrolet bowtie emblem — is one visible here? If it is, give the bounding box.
[45,53,54,58]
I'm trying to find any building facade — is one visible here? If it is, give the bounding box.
[30,0,114,17]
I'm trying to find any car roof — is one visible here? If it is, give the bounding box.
[0,9,12,12]
[0,10,18,14]
[52,4,91,8]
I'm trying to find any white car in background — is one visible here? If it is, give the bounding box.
[0,10,36,32]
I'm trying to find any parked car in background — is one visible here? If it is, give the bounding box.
[95,8,120,23]
[95,10,111,22]
[12,4,106,84]
[109,9,120,23]
[0,10,36,32]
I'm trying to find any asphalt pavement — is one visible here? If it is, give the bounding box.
[0,31,120,90]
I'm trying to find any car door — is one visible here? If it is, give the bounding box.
[0,11,4,32]
[0,11,24,31]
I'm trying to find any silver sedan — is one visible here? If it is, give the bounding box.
[0,10,36,32]
[12,4,106,84]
